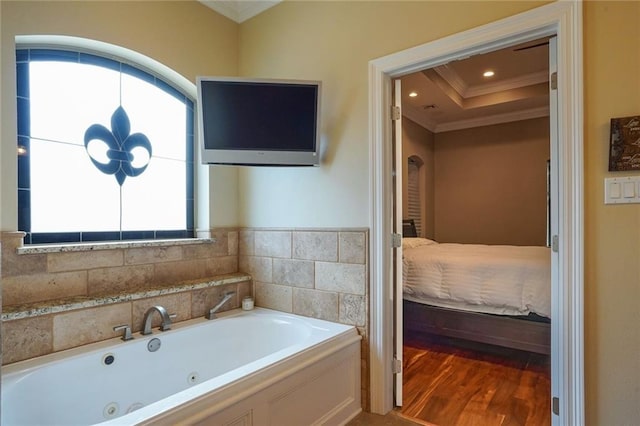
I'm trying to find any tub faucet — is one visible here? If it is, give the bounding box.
[206,291,236,320]
[142,305,175,335]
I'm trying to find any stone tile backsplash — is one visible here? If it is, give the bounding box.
[315,262,366,295]
[0,229,244,364]
[254,281,293,312]
[272,258,314,288]
[255,230,292,258]
[240,229,368,328]
[293,231,339,262]
[239,228,370,410]
[1,231,238,305]
[339,232,366,264]
[2,316,52,364]
[53,303,133,352]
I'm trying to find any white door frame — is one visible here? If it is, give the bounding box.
[392,78,404,406]
[367,1,584,424]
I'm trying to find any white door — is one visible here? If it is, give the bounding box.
[392,78,403,406]
[548,35,561,426]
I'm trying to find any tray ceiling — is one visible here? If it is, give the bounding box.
[401,37,551,133]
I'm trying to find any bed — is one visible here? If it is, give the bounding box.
[401,221,551,354]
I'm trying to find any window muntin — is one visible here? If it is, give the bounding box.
[17,49,194,244]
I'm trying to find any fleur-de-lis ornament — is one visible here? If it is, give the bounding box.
[84,106,152,185]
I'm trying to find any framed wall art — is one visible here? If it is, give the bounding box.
[609,115,640,171]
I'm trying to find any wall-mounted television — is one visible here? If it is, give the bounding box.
[196,77,321,166]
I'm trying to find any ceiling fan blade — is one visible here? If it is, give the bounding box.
[514,41,549,51]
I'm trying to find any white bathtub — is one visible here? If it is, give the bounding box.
[2,308,362,425]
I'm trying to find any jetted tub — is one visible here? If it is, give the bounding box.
[2,308,362,425]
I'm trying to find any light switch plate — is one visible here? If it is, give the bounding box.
[605,176,640,204]
[623,181,636,198]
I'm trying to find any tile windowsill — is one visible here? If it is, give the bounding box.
[17,237,216,255]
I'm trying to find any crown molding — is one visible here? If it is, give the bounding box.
[402,105,550,134]
[434,65,548,99]
[433,65,467,98]
[434,105,549,133]
[465,70,548,97]
[199,1,281,23]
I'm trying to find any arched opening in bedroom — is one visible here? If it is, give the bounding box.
[404,155,428,239]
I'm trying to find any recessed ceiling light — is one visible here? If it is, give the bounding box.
[409,91,418,97]
[483,70,495,78]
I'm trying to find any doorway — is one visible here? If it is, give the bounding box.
[395,37,552,425]
[367,2,583,424]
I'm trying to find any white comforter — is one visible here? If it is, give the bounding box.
[402,239,551,318]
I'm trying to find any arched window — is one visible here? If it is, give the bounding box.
[16,47,194,244]
[407,156,423,237]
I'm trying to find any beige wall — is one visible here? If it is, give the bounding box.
[0,1,240,231]
[403,117,548,247]
[237,1,545,227]
[433,117,549,246]
[402,118,435,239]
[584,2,640,423]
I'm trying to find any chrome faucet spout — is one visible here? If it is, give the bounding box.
[142,305,174,335]
[206,291,236,320]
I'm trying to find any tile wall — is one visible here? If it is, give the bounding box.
[238,228,370,410]
[0,229,244,364]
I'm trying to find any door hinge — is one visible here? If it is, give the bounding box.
[393,357,403,374]
[552,396,560,415]
[552,235,559,253]
[391,105,401,120]
[550,72,558,90]
[392,233,402,248]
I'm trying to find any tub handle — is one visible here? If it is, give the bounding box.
[164,314,177,330]
[113,324,133,341]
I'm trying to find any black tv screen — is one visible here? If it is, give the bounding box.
[197,77,321,166]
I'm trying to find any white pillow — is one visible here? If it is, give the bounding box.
[402,237,438,250]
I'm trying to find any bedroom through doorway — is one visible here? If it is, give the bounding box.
[394,37,554,426]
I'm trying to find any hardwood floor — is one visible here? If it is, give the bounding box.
[400,331,550,426]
